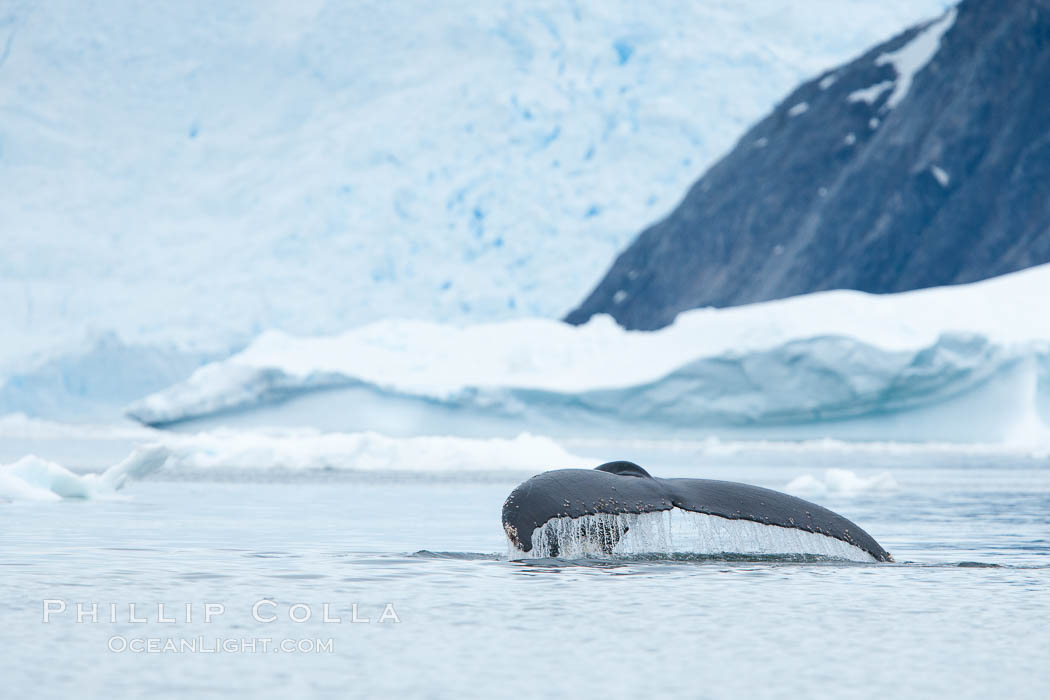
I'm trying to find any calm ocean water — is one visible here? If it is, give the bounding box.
[2,450,1048,699]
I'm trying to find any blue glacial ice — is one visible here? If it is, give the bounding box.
[0,0,950,376]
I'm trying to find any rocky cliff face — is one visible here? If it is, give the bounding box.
[566,0,1050,330]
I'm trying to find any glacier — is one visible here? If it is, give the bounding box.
[126,264,1050,444]
[0,0,951,380]
[0,332,216,423]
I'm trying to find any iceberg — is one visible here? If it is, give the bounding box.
[123,429,581,475]
[0,446,170,502]
[784,469,898,498]
[127,265,1050,443]
[0,430,581,501]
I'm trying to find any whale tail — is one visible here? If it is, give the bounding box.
[503,461,892,562]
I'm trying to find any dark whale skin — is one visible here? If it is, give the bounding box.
[502,461,892,562]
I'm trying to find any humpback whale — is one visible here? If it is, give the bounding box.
[502,461,892,562]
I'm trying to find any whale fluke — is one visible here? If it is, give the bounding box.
[502,461,892,562]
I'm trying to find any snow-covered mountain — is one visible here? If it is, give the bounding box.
[1,0,949,378]
[568,0,1050,329]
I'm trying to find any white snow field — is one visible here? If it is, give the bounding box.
[1,0,950,383]
[128,264,1050,444]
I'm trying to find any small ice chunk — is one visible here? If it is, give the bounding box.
[819,73,838,90]
[787,102,809,117]
[869,117,880,129]
[613,290,628,304]
[753,137,769,148]
[844,132,857,145]
[931,165,950,186]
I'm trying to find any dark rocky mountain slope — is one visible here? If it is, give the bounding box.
[566,0,1050,330]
